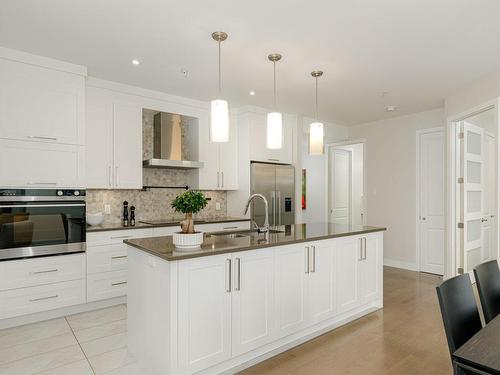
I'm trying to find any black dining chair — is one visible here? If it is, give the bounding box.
[474,260,500,324]
[436,274,483,374]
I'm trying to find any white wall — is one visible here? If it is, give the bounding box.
[301,117,349,223]
[445,68,500,117]
[348,108,445,270]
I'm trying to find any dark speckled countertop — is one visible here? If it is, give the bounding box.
[86,217,250,232]
[124,223,386,261]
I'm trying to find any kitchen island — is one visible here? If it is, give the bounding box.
[125,223,386,375]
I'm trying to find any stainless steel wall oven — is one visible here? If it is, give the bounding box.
[0,189,86,261]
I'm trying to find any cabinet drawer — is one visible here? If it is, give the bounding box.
[87,244,128,274]
[0,279,85,319]
[87,270,127,303]
[0,254,85,291]
[86,228,153,246]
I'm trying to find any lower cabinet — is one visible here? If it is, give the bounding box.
[177,232,383,374]
[178,254,232,374]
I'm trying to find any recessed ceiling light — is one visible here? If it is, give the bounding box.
[249,91,256,96]
[386,105,397,112]
[131,59,140,65]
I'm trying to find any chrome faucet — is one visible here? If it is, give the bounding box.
[243,194,270,237]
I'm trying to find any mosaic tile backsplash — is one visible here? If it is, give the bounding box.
[86,109,227,224]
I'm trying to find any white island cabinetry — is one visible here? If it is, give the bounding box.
[127,230,383,375]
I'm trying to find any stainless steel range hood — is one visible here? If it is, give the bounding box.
[143,111,203,169]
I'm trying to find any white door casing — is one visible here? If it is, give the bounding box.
[481,133,497,262]
[329,148,352,224]
[417,129,445,275]
[462,122,484,275]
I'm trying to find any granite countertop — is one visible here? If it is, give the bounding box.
[86,217,250,232]
[124,223,386,261]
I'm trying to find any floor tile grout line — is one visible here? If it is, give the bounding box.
[65,316,96,375]
[71,318,127,342]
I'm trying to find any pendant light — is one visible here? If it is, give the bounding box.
[309,70,324,155]
[266,54,283,149]
[210,31,229,142]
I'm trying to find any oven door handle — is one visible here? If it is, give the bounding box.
[0,204,86,208]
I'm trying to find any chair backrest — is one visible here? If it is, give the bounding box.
[474,260,500,323]
[436,274,482,354]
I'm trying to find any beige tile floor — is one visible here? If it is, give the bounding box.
[0,304,144,375]
[0,267,451,375]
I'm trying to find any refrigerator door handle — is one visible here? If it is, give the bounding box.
[271,191,276,227]
[277,190,282,226]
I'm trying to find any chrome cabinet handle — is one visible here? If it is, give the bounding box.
[225,258,232,292]
[311,246,316,273]
[30,294,58,302]
[305,246,310,274]
[115,166,119,186]
[27,135,58,141]
[359,238,363,261]
[235,258,241,291]
[111,255,127,259]
[267,158,279,162]
[481,218,488,222]
[223,226,238,230]
[110,235,133,239]
[108,166,112,187]
[112,281,127,286]
[221,172,224,188]
[32,269,58,275]
[217,172,220,188]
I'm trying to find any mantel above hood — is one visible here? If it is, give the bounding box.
[143,111,202,170]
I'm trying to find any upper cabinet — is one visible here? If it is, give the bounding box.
[0,56,85,146]
[86,86,142,189]
[0,48,86,188]
[197,112,238,190]
[248,111,294,165]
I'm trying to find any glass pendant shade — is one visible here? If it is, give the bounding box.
[266,112,283,149]
[309,122,324,155]
[210,99,229,142]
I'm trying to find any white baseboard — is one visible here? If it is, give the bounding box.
[0,296,126,330]
[383,258,418,271]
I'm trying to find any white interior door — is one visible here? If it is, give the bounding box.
[462,122,484,275]
[418,129,445,275]
[329,148,352,224]
[481,133,497,262]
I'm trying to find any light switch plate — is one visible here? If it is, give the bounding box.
[104,204,111,214]
[215,202,221,211]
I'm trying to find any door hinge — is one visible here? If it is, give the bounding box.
[457,267,464,275]
[457,222,464,229]
[458,132,464,139]
[457,177,464,184]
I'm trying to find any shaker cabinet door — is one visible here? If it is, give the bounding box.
[178,254,232,374]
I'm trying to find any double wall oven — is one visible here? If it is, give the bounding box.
[0,189,86,261]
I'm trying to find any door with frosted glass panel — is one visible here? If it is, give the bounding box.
[462,121,484,275]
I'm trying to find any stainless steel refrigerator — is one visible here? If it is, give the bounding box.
[251,162,295,227]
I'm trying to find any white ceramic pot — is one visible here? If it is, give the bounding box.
[86,213,104,226]
[172,231,204,251]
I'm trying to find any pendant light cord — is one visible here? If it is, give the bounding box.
[315,76,319,120]
[218,41,222,95]
[273,61,277,108]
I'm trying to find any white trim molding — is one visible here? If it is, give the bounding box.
[0,46,87,76]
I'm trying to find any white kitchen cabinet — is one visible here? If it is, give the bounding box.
[274,244,308,338]
[248,111,294,165]
[197,113,238,190]
[359,234,383,305]
[178,254,232,374]
[85,86,142,189]
[113,102,142,189]
[335,236,361,314]
[0,139,85,188]
[231,248,275,356]
[87,270,128,303]
[307,241,336,324]
[336,234,382,314]
[0,57,85,146]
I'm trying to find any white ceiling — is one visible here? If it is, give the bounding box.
[1,0,500,125]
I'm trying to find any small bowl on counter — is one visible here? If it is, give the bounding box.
[86,212,104,226]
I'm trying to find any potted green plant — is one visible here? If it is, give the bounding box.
[171,190,208,250]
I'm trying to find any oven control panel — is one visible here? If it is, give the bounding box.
[0,189,86,199]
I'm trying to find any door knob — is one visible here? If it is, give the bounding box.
[481,218,488,222]
[421,217,426,221]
